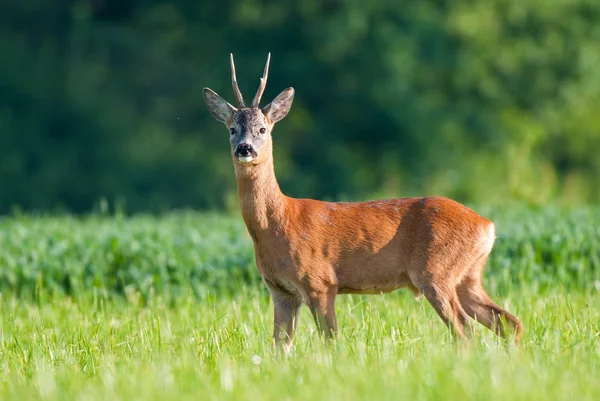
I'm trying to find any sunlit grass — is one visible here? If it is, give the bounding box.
[0,287,599,400]
[0,206,599,400]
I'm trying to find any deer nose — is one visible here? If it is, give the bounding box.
[237,143,253,157]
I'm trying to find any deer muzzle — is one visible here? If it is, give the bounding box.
[235,143,257,163]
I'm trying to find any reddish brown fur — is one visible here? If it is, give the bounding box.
[233,144,523,351]
[204,55,523,352]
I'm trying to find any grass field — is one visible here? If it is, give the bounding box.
[0,205,599,400]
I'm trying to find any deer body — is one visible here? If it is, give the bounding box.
[204,54,523,351]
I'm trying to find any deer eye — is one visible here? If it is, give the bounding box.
[229,128,236,136]
[259,127,266,134]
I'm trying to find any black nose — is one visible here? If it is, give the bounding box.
[237,143,252,156]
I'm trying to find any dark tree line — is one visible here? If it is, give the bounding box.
[1,0,599,213]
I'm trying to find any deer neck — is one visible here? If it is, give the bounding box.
[235,158,287,235]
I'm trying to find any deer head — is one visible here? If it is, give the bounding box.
[203,53,295,167]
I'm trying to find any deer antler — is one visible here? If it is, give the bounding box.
[252,53,271,108]
[230,53,245,108]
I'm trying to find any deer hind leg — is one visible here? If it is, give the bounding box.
[456,262,523,344]
[407,282,423,300]
[415,280,471,341]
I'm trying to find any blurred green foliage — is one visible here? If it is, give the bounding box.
[0,206,598,302]
[1,0,599,213]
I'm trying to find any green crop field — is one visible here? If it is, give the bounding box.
[0,205,599,400]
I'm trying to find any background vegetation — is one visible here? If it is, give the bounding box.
[0,205,598,302]
[2,0,600,214]
[1,2,599,399]
[0,207,599,400]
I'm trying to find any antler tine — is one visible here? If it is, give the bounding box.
[230,53,245,108]
[252,53,271,108]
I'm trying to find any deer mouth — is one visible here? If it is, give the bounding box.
[238,155,254,163]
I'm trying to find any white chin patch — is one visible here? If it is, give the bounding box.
[238,156,254,163]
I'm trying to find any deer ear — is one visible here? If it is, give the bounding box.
[203,88,236,123]
[262,87,294,123]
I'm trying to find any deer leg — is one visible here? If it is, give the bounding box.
[270,288,302,354]
[420,283,470,341]
[457,275,523,344]
[307,289,338,339]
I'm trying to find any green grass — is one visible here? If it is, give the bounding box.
[0,205,599,400]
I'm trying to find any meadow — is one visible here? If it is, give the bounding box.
[0,205,599,400]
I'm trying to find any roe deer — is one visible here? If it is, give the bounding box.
[203,53,523,352]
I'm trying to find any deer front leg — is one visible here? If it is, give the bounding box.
[307,288,338,340]
[270,289,302,354]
